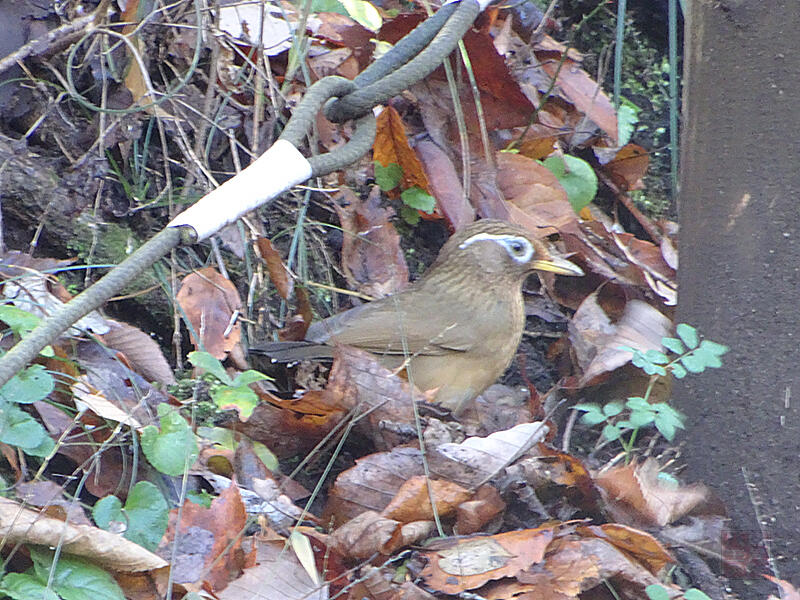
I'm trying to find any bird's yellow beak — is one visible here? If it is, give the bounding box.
[531,255,584,276]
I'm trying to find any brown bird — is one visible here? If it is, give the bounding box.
[252,219,583,414]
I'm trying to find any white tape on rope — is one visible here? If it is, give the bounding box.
[168,139,313,241]
[443,0,491,11]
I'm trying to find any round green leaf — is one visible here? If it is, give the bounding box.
[141,404,199,476]
[681,353,706,374]
[93,495,125,531]
[542,154,598,213]
[670,363,687,379]
[603,401,624,417]
[122,481,169,551]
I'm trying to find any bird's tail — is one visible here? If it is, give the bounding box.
[248,341,335,362]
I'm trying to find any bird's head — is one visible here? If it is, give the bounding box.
[429,220,584,283]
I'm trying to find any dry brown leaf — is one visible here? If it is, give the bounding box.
[455,485,506,535]
[535,43,618,143]
[335,188,410,298]
[603,144,650,191]
[217,531,326,600]
[326,345,419,449]
[328,511,405,559]
[382,476,471,523]
[417,527,555,594]
[495,152,577,236]
[101,319,176,385]
[414,139,475,231]
[595,458,710,528]
[433,422,550,488]
[176,267,242,359]
[516,535,677,599]
[323,446,425,526]
[0,497,166,571]
[373,105,431,194]
[570,298,672,385]
[255,237,292,300]
[159,483,248,591]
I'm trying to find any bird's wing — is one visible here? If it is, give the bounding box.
[307,292,475,355]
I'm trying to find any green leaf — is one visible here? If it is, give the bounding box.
[187,489,213,508]
[661,337,685,355]
[0,403,52,455]
[0,365,54,404]
[645,584,671,600]
[119,481,169,551]
[643,349,669,365]
[0,572,60,600]
[542,154,598,213]
[140,404,199,476]
[29,547,126,600]
[654,415,677,440]
[0,305,42,335]
[603,401,624,417]
[643,362,667,376]
[93,495,125,532]
[374,162,402,191]
[338,0,382,31]
[400,204,421,225]
[684,589,713,600]
[681,353,706,374]
[210,385,259,420]
[698,339,728,357]
[617,100,640,147]
[0,305,54,357]
[626,397,649,410]
[602,424,621,441]
[400,187,436,213]
[188,351,232,385]
[676,323,699,349]
[580,411,606,426]
[694,348,723,368]
[670,362,688,379]
[628,410,655,428]
[253,441,279,471]
[232,370,269,387]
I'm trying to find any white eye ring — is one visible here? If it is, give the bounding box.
[459,233,534,263]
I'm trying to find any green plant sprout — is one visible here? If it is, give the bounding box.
[187,351,270,420]
[374,161,436,225]
[573,324,728,462]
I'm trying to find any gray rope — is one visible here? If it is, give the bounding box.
[0,228,183,386]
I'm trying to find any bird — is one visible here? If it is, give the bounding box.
[251,219,583,415]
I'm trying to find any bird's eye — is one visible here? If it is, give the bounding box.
[509,241,525,255]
